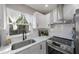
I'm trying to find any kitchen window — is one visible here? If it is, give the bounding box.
[8,15,29,35]
[7,8,36,36]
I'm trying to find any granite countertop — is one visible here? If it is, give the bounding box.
[0,36,50,54]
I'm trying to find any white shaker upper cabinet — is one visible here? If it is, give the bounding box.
[34,12,50,28]
[50,5,63,24]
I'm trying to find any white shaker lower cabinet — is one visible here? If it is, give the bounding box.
[16,41,46,54]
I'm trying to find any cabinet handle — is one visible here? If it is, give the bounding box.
[40,45,42,50]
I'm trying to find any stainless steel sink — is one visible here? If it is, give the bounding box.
[11,39,36,50]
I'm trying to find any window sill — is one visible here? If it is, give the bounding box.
[9,32,30,38]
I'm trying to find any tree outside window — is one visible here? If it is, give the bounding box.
[8,14,29,35]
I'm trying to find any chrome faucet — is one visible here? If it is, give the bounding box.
[23,31,27,40]
[22,26,27,40]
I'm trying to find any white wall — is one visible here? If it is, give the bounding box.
[63,4,79,20]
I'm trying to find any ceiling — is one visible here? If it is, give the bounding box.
[26,4,57,14]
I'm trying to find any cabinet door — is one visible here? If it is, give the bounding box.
[16,43,41,54]
[53,8,58,23]
[29,41,46,54]
[50,5,63,24]
[28,43,42,54]
[58,5,63,21]
[39,41,47,54]
[35,12,49,28]
[16,48,32,54]
[36,13,45,28]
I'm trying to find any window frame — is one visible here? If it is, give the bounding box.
[8,22,30,37]
[7,11,30,37]
[6,8,36,38]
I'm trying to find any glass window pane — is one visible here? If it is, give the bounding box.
[9,24,29,35]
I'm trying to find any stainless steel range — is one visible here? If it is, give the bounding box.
[47,36,74,54]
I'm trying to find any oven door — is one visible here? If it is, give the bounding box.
[48,45,63,54]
